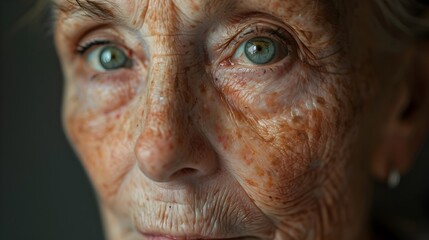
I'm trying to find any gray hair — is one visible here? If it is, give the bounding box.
[375,0,429,40]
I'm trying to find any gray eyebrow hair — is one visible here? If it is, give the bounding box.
[53,0,126,25]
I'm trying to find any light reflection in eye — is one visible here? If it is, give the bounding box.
[87,45,131,72]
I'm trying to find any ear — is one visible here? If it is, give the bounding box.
[371,41,429,182]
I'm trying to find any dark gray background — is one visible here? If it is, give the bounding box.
[1,1,428,240]
[1,1,104,239]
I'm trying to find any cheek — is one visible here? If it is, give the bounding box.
[64,103,136,202]
[209,66,356,218]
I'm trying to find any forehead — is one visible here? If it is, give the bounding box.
[54,0,339,30]
[53,0,319,12]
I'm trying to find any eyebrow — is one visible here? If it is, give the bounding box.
[53,0,127,26]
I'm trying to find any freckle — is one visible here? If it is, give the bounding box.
[316,97,326,106]
[104,124,115,135]
[243,156,252,166]
[255,165,265,177]
[264,94,278,108]
[272,1,280,8]
[236,131,242,139]
[168,143,174,150]
[190,2,200,11]
[177,137,183,145]
[199,84,206,94]
[292,115,303,124]
[245,178,258,187]
[271,158,281,167]
[216,135,229,150]
[267,177,273,188]
[223,143,229,150]
[95,145,103,158]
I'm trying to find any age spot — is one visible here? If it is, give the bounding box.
[316,96,326,106]
[255,165,265,177]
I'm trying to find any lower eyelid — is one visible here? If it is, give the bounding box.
[64,63,142,117]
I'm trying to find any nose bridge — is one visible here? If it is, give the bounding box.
[134,56,191,181]
[143,56,189,147]
[145,56,184,126]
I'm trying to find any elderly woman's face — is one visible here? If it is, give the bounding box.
[54,0,405,239]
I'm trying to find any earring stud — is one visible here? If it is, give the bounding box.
[387,169,401,188]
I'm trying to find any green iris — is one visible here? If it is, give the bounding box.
[244,37,276,65]
[98,46,128,70]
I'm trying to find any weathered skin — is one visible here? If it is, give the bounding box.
[54,0,425,239]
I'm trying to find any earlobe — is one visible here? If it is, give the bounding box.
[371,43,429,183]
[370,79,410,182]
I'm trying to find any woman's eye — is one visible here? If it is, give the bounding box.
[87,45,131,71]
[232,37,289,65]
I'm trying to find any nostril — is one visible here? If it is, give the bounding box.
[170,168,198,180]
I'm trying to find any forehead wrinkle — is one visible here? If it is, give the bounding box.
[126,0,149,30]
[142,0,180,36]
[141,0,236,36]
[200,0,236,15]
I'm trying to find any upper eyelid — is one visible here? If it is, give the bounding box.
[232,27,291,46]
[68,23,135,54]
[76,39,112,54]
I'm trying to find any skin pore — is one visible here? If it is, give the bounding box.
[54,0,427,239]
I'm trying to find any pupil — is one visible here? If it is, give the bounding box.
[244,37,275,65]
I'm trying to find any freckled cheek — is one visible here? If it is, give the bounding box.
[206,103,333,198]
[64,110,134,197]
[212,64,304,117]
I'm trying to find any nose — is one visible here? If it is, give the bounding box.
[134,58,217,183]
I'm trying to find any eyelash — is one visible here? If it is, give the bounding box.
[234,26,289,46]
[76,39,112,55]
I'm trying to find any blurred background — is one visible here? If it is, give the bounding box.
[1,1,428,240]
[1,1,104,239]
